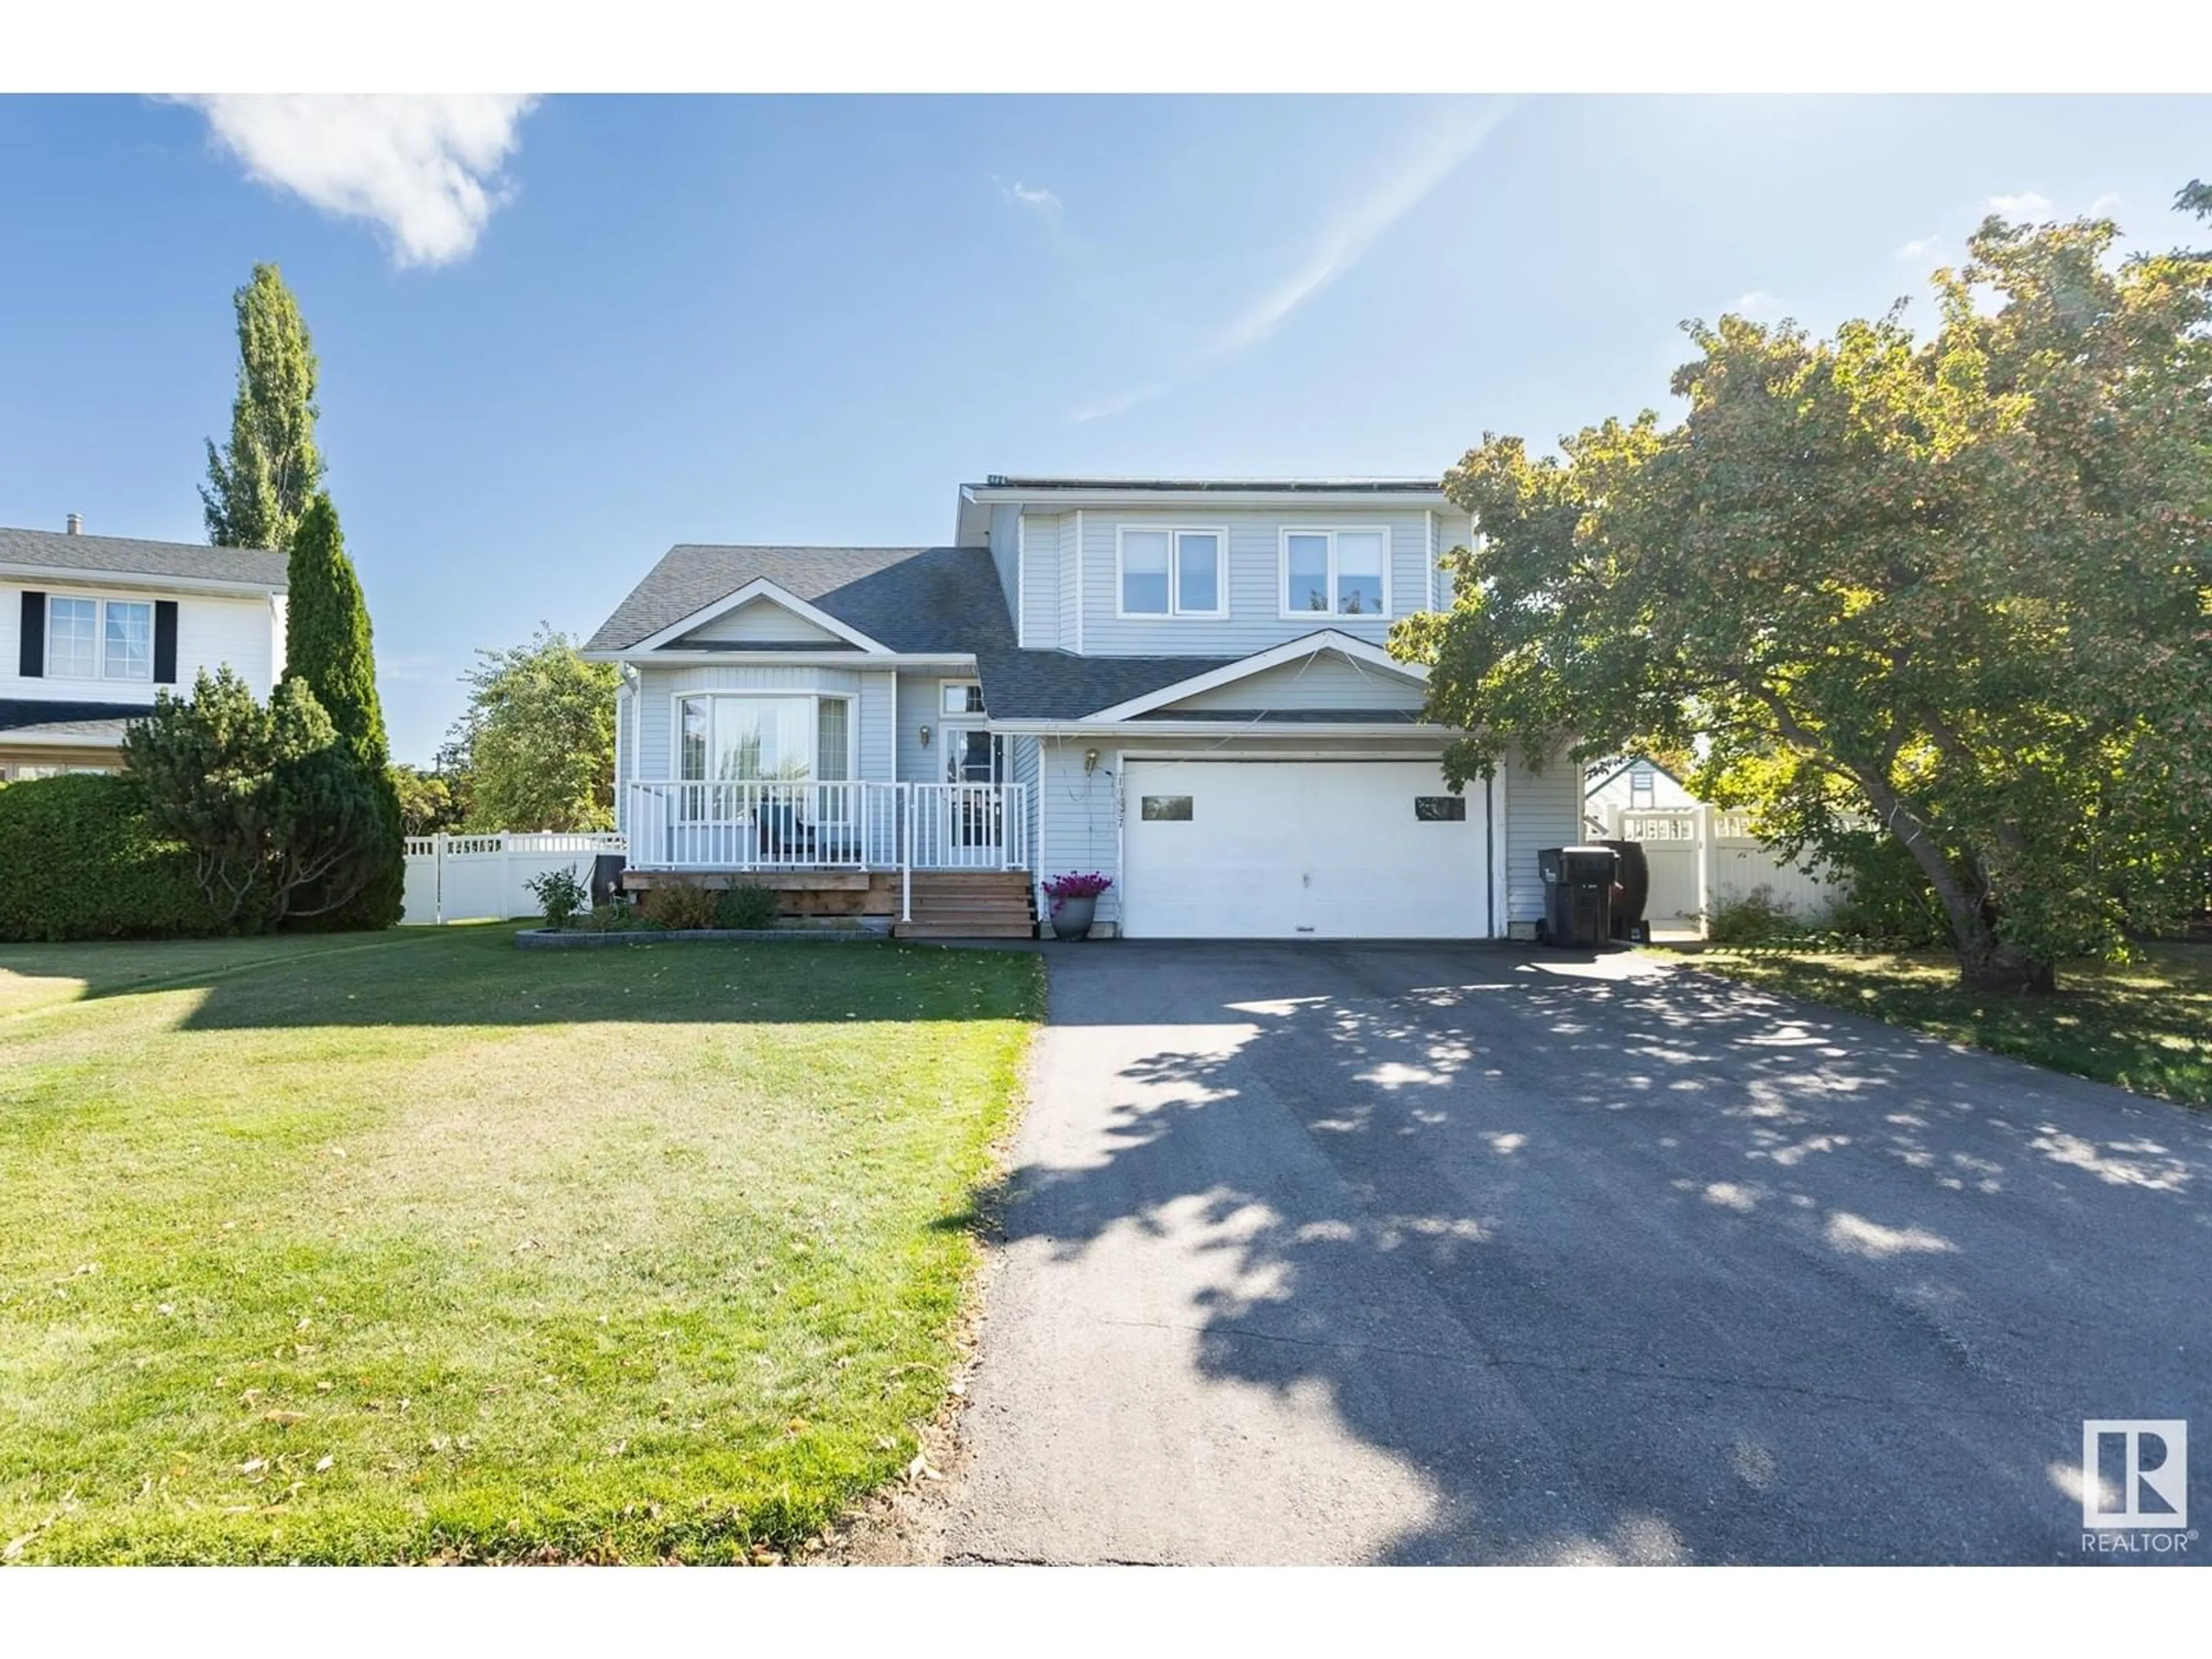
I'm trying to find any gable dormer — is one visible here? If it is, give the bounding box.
[632,576,893,656]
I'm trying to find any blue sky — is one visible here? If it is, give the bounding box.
[0,93,2205,763]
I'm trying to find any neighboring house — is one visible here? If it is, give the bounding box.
[1584,756,1698,834]
[1,518,287,779]
[582,475,1580,939]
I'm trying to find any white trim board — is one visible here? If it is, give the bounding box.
[1081,630,1427,724]
[623,577,894,655]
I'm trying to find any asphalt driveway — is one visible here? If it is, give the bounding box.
[937,942,2212,1565]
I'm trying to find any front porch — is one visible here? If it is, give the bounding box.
[619,781,1035,934]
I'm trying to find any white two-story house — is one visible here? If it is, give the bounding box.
[1,519,287,779]
[583,475,1578,939]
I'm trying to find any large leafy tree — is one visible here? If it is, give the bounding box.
[1397,209,2212,992]
[123,669,384,932]
[202,264,325,552]
[444,628,618,832]
[284,494,404,928]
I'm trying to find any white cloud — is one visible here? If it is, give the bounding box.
[996,177,1063,218]
[2086,192,2123,217]
[176,94,537,267]
[1731,289,1783,319]
[1894,234,1943,262]
[1071,99,1514,421]
[1987,190,2054,221]
[1070,381,1167,424]
[1210,100,1513,358]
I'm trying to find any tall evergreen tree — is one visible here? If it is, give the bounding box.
[202,264,325,552]
[283,494,403,929]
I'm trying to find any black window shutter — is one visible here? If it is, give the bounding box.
[153,600,180,684]
[18,591,43,677]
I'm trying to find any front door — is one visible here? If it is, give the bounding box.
[932,722,1003,860]
[942,723,999,785]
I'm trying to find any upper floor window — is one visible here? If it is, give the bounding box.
[47,597,97,678]
[941,682,984,715]
[104,601,153,681]
[43,596,153,681]
[1118,528,1225,618]
[1282,529,1388,618]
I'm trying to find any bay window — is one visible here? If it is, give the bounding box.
[1282,528,1389,618]
[675,694,855,783]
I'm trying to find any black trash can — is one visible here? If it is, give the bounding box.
[589,853,627,908]
[1537,846,1617,948]
[1600,839,1651,944]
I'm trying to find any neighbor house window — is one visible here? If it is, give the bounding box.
[1140,796,1194,821]
[1282,529,1388,617]
[103,600,153,681]
[1118,528,1225,617]
[941,683,984,715]
[46,597,97,679]
[1629,767,1655,809]
[44,596,153,681]
[1414,796,1466,821]
[676,695,853,782]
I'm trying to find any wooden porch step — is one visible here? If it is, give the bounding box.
[895,920,1039,940]
[897,870,1036,940]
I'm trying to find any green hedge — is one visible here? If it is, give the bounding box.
[0,774,226,942]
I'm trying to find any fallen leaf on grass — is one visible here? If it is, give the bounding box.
[315,1457,334,1474]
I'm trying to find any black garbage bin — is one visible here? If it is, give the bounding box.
[1600,839,1651,944]
[1537,846,1617,947]
[589,853,627,908]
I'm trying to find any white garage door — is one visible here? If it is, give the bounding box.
[1121,760,1491,940]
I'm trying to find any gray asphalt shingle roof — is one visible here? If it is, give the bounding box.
[0,698,148,737]
[585,542,1423,722]
[972,650,1238,722]
[584,545,1011,655]
[0,527,286,589]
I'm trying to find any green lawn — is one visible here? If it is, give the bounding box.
[1667,942,2212,1107]
[0,926,1041,1563]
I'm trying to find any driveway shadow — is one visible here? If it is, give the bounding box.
[973,942,2212,1563]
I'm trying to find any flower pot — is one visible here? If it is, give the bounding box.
[1050,895,1096,940]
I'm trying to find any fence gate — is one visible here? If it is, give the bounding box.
[1605,806,1844,936]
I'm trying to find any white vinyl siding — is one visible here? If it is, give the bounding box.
[1020,511,1062,649]
[1505,746,1583,925]
[988,502,1022,620]
[893,670,940,783]
[1037,737,1121,926]
[1164,653,1429,713]
[677,597,849,647]
[1057,514,1081,652]
[1,582,277,707]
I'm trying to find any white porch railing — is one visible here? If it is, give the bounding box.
[909,782,1029,872]
[624,781,1029,874]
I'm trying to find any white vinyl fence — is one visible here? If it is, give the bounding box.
[403,832,627,925]
[1602,805,1846,935]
